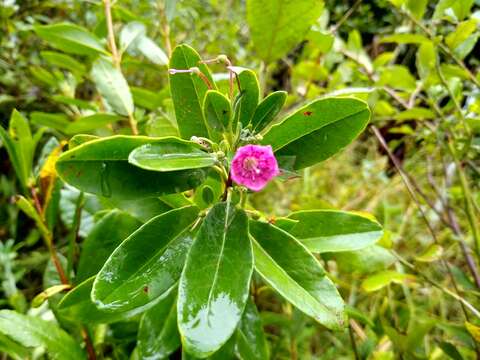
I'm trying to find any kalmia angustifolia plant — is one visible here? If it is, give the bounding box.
[47,44,379,358]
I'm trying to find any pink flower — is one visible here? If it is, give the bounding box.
[230,145,279,191]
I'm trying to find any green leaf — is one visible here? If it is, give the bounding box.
[93,206,199,312]
[250,221,344,329]
[203,90,232,142]
[76,210,142,283]
[34,23,107,56]
[261,97,370,169]
[379,34,429,44]
[129,141,217,172]
[58,277,142,324]
[394,108,435,121]
[415,244,444,263]
[41,51,86,77]
[136,36,169,65]
[0,122,25,189]
[121,21,168,65]
[230,67,260,128]
[9,110,34,185]
[445,20,479,59]
[247,0,324,62]
[287,210,383,253]
[252,91,287,132]
[178,202,253,357]
[332,245,396,274]
[0,333,30,360]
[169,44,215,139]
[235,299,269,360]
[361,270,414,292]
[30,112,70,132]
[65,113,123,134]
[433,0,473,22]
[91,57,134,116]
[193,170,224,210]
[406,0,428,19]
[56,136,207,200]
[416,41,437,79]
[0,310,85,359]
[378,65,416,91]
[138,289,180,359]
[131,86,164,110]
[120,21,146,52]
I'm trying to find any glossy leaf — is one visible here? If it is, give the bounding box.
[252,91,287,132]
[138,290,180,359]
[247,0,323,62]
[203,90,232,141]
[91,57,134,116]
[250,221,344,329]
[93,206,199,312]
[287,210,383,253]
[56,136,207,200]
[76,210,142,283]
[0,310,85,359]
[65,113,123,134]
[230,67,260,127]
[34,23,107,56]
[235,299,269,360]
[261,97,370,169]
[178,202,252,357]
[129,141,217,172]
[169,44,215,139]
[58,277,143,324]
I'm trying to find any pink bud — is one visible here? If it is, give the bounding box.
[230,145,279,191]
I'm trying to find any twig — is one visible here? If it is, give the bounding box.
[104,0,120,68]
[392,251,480,319]
[399,8,480,88]
[330,0,363,34]
[371,125,471,319]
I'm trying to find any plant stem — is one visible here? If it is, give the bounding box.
[104,0,120,68]
[371,125,471,318]
[392,251,480,319]
[399,8,480,88]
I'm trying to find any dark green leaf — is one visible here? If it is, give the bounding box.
[138,290,180,359]
[235,299,269,360]
[93,206,199,312]
[261,97,370,169]
[178,202,253,357]
[56,136,207,200]
[169,44,215,139]
[231,67,260,128]
[252,91,287,132]
[203,90,232,142]
[287,210,383,253]
[58,277,143,324]
[129,141,217,172]
[76,210,142,283]
[250,221,344,329]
